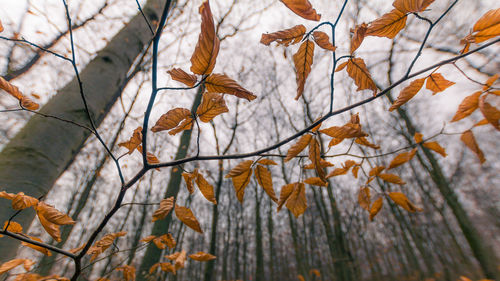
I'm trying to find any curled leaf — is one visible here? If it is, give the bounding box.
[167,68,197,87]
[21,235,52,256]
[152,197,174,222]
[231,169,252,203]
[226,160,253,178]
[88,231,127,261]
[350,23,368,53]
[116,265,135,281]
[344,58,377,95]
[308,138,326,182]
[277,183,295,212]
[286,183,307,218]
[472,8,500,43]
[118,127,142,154]
[260,25,306,46]
[369,197,383,221]
[293,40,315,100]
[389,78,425,111]
[151,108,191,133]
[190,0,220,75]
[195,172,217,204]
[304,177,328,187]
[189,252,216,261]
[175,205,203,233]
[388,192,423,212]
[279,0,321,21]
[285,134,312,162]
[478,94,500,130]
[205,73,256,101]
[255,165,278,203]
[196,92,229,122]
[312,31,336,51]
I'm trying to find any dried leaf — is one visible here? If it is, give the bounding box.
[369,166,385,177]
[304,177,328,187]
[205,73,256,101]
[320,123,368,139]
[260,25,306,46]
[308,138,326,181]
[358,187,371,211]
[303,159,334,169]
[175,205,203,233]
[21,235,51,256]
[255,165,278,203]
[0,259,33,274]
[277,183,295,212]
[425,73,455,94]
[226,160,253,178]
[483,74,498,90]
[0,221,23,238]
[367,9,407,39]
[88,231,127,261]
[183,172,196,194]
[312,31,336,51]
[167,68,197,87]
[423,141,447,157]
[344,58,377,95]
[293,40,315,100]
[393,0,435,13]
[257,159,278,165]
[196,92,229,122]
[195,172,217,204]
[286,183,307,218]
[279,0,321,21]
[369,197,383,221]
[472,8,500,43]
[0,76,23,99]
[460,130,485,163]
[389,78,425,111]
[20,97,39,110]
[174,250,187,270]
[378,173,406,185]
[168,117,193,135]
[152,197,174,222]
[116,265,135,281]
[118,127,142,154]
[451,91,482,122]
[388,192,423,212]
[350,23,368,53]
[285,134,312,162]
[189,252,216,261]
[151,108,191,132]
[355,137,380,149]
[36,202,75,225]
[2,192,39,210]
[145,234,176,250]
[478,95,500,130]
[190,0,220,75]
[0,20,3,33]
[231,169,252,203]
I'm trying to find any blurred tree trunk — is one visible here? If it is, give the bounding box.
[0,0,164,262]
[254,186,265,281]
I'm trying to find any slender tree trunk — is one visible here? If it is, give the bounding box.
[254,186,264,281]
[0,0,165,262]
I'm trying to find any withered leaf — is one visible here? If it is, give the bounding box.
[312,31,336,51]
[195,172,217,204]
[260,25,306,46]
[279,0,321,21]
[389,78,425,111]
[284,134,312,162]
[451,91,482,122]
[190,0,220,75]
[21,235,51,256]
[293,40,315,100]
[286,182,307,218]
[277,183,295,212]
[231,169,252,203]
[344,58,378,95]
[255,165,278,203]
[118,127,142,154]
[116,265,135,281]
[152,197,174,222]
[425,73,455,94]
[378,173,406,185]
[167,68,197,87]
[308,138,326,182]
[88,231,127,261]
[225,160,253,178]
[151,108,191,133]
[388,192,423,212]
[175,205,203,233]
[369,197,383,221]
[189,252,216,261]
[388,148,417,169]
[350,23,368,53]
[304,177,328,187]
[0,259,33,274]
[460,130,485,163]
[478,94,500,130]
[472,8,500,43]
[196,92,229,122]
[366,9,407,39]
[393,0,435,13]
[358,187,371,211]
[205,73,256,101]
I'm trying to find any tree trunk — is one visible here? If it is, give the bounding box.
[0,0,164,262]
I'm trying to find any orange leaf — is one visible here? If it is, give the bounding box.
[304,177,328,187]
[35,202,75,242]
[167,68,197,87]
[286,183,307,218]
[293,40,315,100]
[168,117,193,135]
[196,92,229,122]
[312,31,336,51]
[478,95,500,130]
[460,130,485,163]
[284,134,312,162]
[344,58,378,95]
[279,0,321,21]
[20,97,39,110]
[260,25,306,46]
[257,159,278,165]
[414,132,424,143]
[451,91,482,122]
[182,172,196,194]
[388,148,417,169]
[388,192,423,212]
[369,166,385,177]
[88,231,127,260]
[0,259,33,274]
[151,108,191,133]
[0,221,22,238]
[423,141,447,157]
[303,159,334,169]
[425,73,455,94]
[231,169,252,203]
[369,197,383,221]
[355,137,380,149]
[189,252,216,261]
[389,78,425,111]
[320,123,368,139]
[0,76,23,100]
[205,73,256,101]
[190,0,220,75]
[21,235,51,256]
[308,138,326,181]
[277,183,295,212]
[175,205,203,233]
[350,23,368,53]
[0,20,3,33]
[118,127,142,154]
[225,160,253,178]
[472,8,500,43]
[366,9,407,39]
[358,187,371,211]
[393,0,435,13]
[0,191,39,210]
[116,265,135,281]
[255,165,278,203]
[378,173,406,185]
[152,197,174,222]
[195,172,217,204]
[483,74,498,90]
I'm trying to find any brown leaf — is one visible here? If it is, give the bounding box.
[369,166,385,177]
[174,250,187,270]
[260,25,306,46]
[183,172,196,194]
[231,169,252,203]
[369,197,383,221]
[0,76,23,100]
[388,192,423,212]
[320,123,368,139]
[304,177,328,187]
[308,138,326,181]
[279,0,321,21]
[344,58,377,95]
[151,108,191,132]
[277,183,295,212]
[350,23,368,53]
[328,137,344,147]
[472,8,500,43]
[175,205,203,233]
[0,20,3,33]
[257,159,278,165]
[451,91,482,122]
[116,265,135,281]
[36,202,75,225]
[303,159,334,169]
[355,137,380,149]
[168,117,193,135]
[21,235,52,256]
[425,73,455,94]
[205,73,256,101]
[423,141,447,157]
[144,234,177,250]
[2,192,39,210]
[378,173,406,185]
[152,197,174,222]
[393,0,435,13]
[285,134,312,162]
[358,187,371,211]
[196,92,229,122]
[190,0,220,75]
[460,130,485,163]
[189,252,216,261]
[286,183,307,218]
[483,74,498,90]
[387,148,417,169]
[20,97,39,110]
[167,68,197,87]
[389,78,425,111]
[225,160,253,178]
[293,40,315,100]
[312,31,336,51]
[118,127,142,154]
[195,172,217,204]
[255,165,278,203]
[88,231,127,261]
[478,94,500,130]
[0,221,23,238]
[366,9,407,39]
[0,259,32,274]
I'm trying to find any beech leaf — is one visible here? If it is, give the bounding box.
[279,0,321,21]
[284,134,312,162]
[451,91,482,122]
[293,40,315,100]
[175,205,203,233]
[426,73,455,94]
[152,197,174,222]
[460,130,485,163]
[255,165,278,203]
[190,0,220,75]
[189,252,216,261]
[205,73,256,101]
[167,68,197,87]
[389,78,425,111]
[366,9,407,39]
[388,192,423,212]
[312,31,336,51]
[260,25,306,46]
